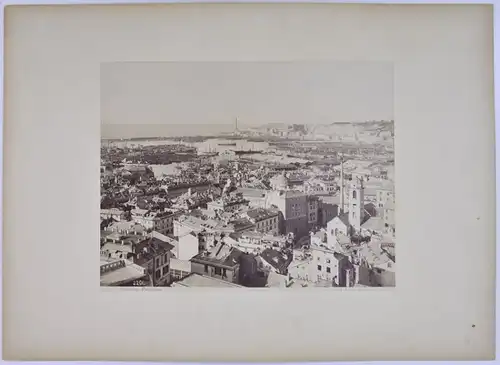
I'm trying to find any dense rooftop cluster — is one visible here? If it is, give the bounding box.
[100,122,396,288]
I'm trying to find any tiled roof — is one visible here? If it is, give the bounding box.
[191,243,243,268]
[260,248,293,275]
[245,208,278,221]
[318,195,341,205]
[337,213,350,227]
[361,217,385,232]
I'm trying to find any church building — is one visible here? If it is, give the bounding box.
[326,158,385,239]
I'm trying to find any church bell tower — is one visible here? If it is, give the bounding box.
[348,177,365,232]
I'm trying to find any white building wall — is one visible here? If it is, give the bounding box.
[288,260,311,281]
[310,248,340,283]
[177,234,200,261]
[327,217,349,238]
[174,220,196,237]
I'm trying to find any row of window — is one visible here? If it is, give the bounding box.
[317,257,332,264]
[100,260,125,274]
[154,220,173,229]
[256,218,277,228]
[204,265,228,278]
[170,269,190,280]
[377,191,393,199]
[154,265,169,280]
[317,265,332,273]
[311,186,335,191]
[133,218,173,228]
[257,228,278,234]
[155,253,169,268]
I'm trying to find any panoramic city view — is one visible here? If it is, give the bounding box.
[99,62,395,288]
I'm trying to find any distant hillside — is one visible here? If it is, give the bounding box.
[250,122,290,131]
[310,120,393,135]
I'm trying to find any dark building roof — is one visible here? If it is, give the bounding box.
[100,217,117,230]
[336,212,371,227]
[134,236,175,266]
[229,218,255,232]
[191,243,243,269]
[260,248,293,275]
[337,212,350,226]
[246,208,279,221]
[149,237,175,252]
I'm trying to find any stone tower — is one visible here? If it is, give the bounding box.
[348,177,365,232]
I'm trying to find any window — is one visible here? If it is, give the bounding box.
[326,259,331,264]
[317,257,320,261]
[326,267,331,273]
[353,190,357,199]
[204,264,209,273]
[317,265,322,271]
[214,267,222,276]
[155,269,161,279]
[156,257,160,267]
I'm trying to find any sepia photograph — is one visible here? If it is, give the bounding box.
[100,61,395,288]
[4,3,494,361]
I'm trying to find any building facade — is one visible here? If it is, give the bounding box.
[307,196,319,228]
[206,196,248,213]
[310,243,350,285]
[303,178,337,196]
[376,188,395,209]
[100,208,126,222]
[265,190,309,239]
[190,243,243,284]
[244,208,280,235]
[132,209,176,235]
[100,235,174,286]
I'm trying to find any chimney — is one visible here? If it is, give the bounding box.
[353,264,360,286]
[345,268,352,287]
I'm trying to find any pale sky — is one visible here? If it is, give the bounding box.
[101,61,393,138]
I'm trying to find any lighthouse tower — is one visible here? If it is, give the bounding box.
[234,117,240,134]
